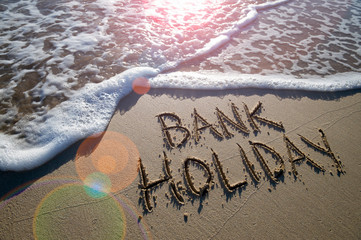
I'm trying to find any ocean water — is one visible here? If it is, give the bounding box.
[0,0,360,171]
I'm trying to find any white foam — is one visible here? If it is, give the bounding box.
[2,67,361,171]
[0,67,159,171]
[177,0,292,70]
[150,71,361,92]
[1,0,361,171]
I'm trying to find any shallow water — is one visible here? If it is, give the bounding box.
[193,0,361,76]
[0,0,360,170]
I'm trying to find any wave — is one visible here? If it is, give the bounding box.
[1,0,360,171]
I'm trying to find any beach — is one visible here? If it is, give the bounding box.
[1,0,361,239]
[1,88,361,239]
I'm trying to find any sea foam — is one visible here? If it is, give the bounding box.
[0,0,361,171]
[0,67,159,171]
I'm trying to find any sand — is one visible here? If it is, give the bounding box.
[1,87,361,239]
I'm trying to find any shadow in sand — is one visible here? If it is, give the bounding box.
[1,87,359,201]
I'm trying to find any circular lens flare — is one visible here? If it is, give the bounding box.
[97,155,117,174]
[33,184,126,240]
[132,77,151,95]
[75,131,140,193]
[84,172,111,199]
[91,139,129,175]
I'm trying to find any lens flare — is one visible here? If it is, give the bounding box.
[113,194,153,240]
[97,155,117,174]
[91,139,129,175]
[75,131,140,193]
[33,184,126,240]
[83,172,112,198]
[0,177,152,240]
[142,0,221,32]
[132,77,151,95]
[0,177,80,209]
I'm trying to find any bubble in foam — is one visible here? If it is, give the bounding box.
[132,77,151,95]
[75,131,140,192]
[33,184,126,240]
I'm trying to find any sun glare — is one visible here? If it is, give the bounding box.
[143,0,221,31]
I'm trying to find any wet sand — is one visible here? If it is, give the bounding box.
[1,87,361,239]
[1,0,361,238]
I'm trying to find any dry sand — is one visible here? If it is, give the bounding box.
[1,88,361,239]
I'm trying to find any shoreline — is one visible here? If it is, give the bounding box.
[1,87,361,239]
[2,0,361,172]
[1,0,361,238]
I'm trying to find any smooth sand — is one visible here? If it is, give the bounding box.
[1,88,361,239]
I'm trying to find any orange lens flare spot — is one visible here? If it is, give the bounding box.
[75,131,140,192]
[132,77,151,95]
[97,155,117,174]
[91,139,129,175]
